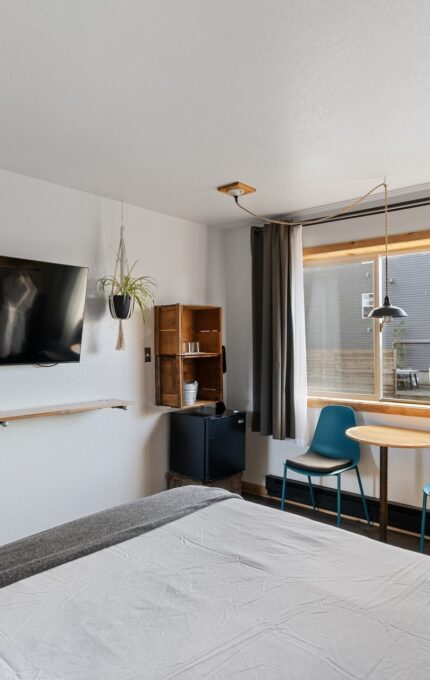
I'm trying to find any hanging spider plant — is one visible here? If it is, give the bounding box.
[98,262,157,321]
[99,204,157,350]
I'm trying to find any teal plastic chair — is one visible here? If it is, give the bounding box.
[419,483,430,553]
[281,405,370,528]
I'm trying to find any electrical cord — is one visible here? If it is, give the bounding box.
[233,181,387,226]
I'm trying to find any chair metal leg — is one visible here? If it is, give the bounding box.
[281,463,288,512]
[355,467,371,527]
[308,476,316,512]
[420,491,427,553]
[336,474,341,528]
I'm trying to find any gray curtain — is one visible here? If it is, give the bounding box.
[251,223,295,440]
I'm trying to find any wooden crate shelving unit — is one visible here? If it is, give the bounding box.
[155,304,223,408]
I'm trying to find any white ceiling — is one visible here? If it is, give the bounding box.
[1,0,430,227]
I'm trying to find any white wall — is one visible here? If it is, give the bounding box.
[223,206,430,508]
[0,169,224,543]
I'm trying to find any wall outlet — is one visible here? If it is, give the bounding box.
[144,347,151,362]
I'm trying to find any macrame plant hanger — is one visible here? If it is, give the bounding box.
[108,201,135,350]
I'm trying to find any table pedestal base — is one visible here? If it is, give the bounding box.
[379,446,388,542]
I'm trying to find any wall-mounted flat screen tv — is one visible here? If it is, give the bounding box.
[0,255,88,365]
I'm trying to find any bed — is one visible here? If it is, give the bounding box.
[0,486,429,679]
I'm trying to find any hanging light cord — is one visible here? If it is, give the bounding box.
[234,181,387,227]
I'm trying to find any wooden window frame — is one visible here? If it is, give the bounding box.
[303,229,430,263]
[304,229,430,415]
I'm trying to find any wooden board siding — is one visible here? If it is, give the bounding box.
[307,349,395,395]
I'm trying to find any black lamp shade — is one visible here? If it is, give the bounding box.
[367,295,407,319]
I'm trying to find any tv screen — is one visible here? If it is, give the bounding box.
[0,255,88,365]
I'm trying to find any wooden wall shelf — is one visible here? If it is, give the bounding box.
[0,399,131,425]
[180,352,220,358]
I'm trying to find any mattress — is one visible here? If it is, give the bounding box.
[0,491,429,679]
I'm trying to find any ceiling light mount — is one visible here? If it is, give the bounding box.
[217,181,256,198]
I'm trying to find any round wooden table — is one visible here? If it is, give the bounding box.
[346,425,430,542]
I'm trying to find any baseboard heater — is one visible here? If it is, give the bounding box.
[266,475,428,536]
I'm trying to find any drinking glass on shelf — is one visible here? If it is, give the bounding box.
[183,341,191,354]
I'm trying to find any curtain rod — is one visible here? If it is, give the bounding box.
[297,195,430,227]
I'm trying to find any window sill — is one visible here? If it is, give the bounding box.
[307,396,430,419]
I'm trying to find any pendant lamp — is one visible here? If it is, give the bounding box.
[367,183,407,326]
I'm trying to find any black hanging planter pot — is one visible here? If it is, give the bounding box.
[109,294,135,320]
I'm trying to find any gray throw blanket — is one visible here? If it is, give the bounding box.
[0,486,240,588]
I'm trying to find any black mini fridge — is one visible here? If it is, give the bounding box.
[170,406,246,482]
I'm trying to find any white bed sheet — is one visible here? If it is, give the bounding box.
[0,498,429,679]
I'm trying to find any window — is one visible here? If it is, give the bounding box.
[304,237,430,404]
[305,260,376,396]
[382,251,430,402]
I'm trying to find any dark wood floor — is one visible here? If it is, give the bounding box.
[243,492,429,556]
